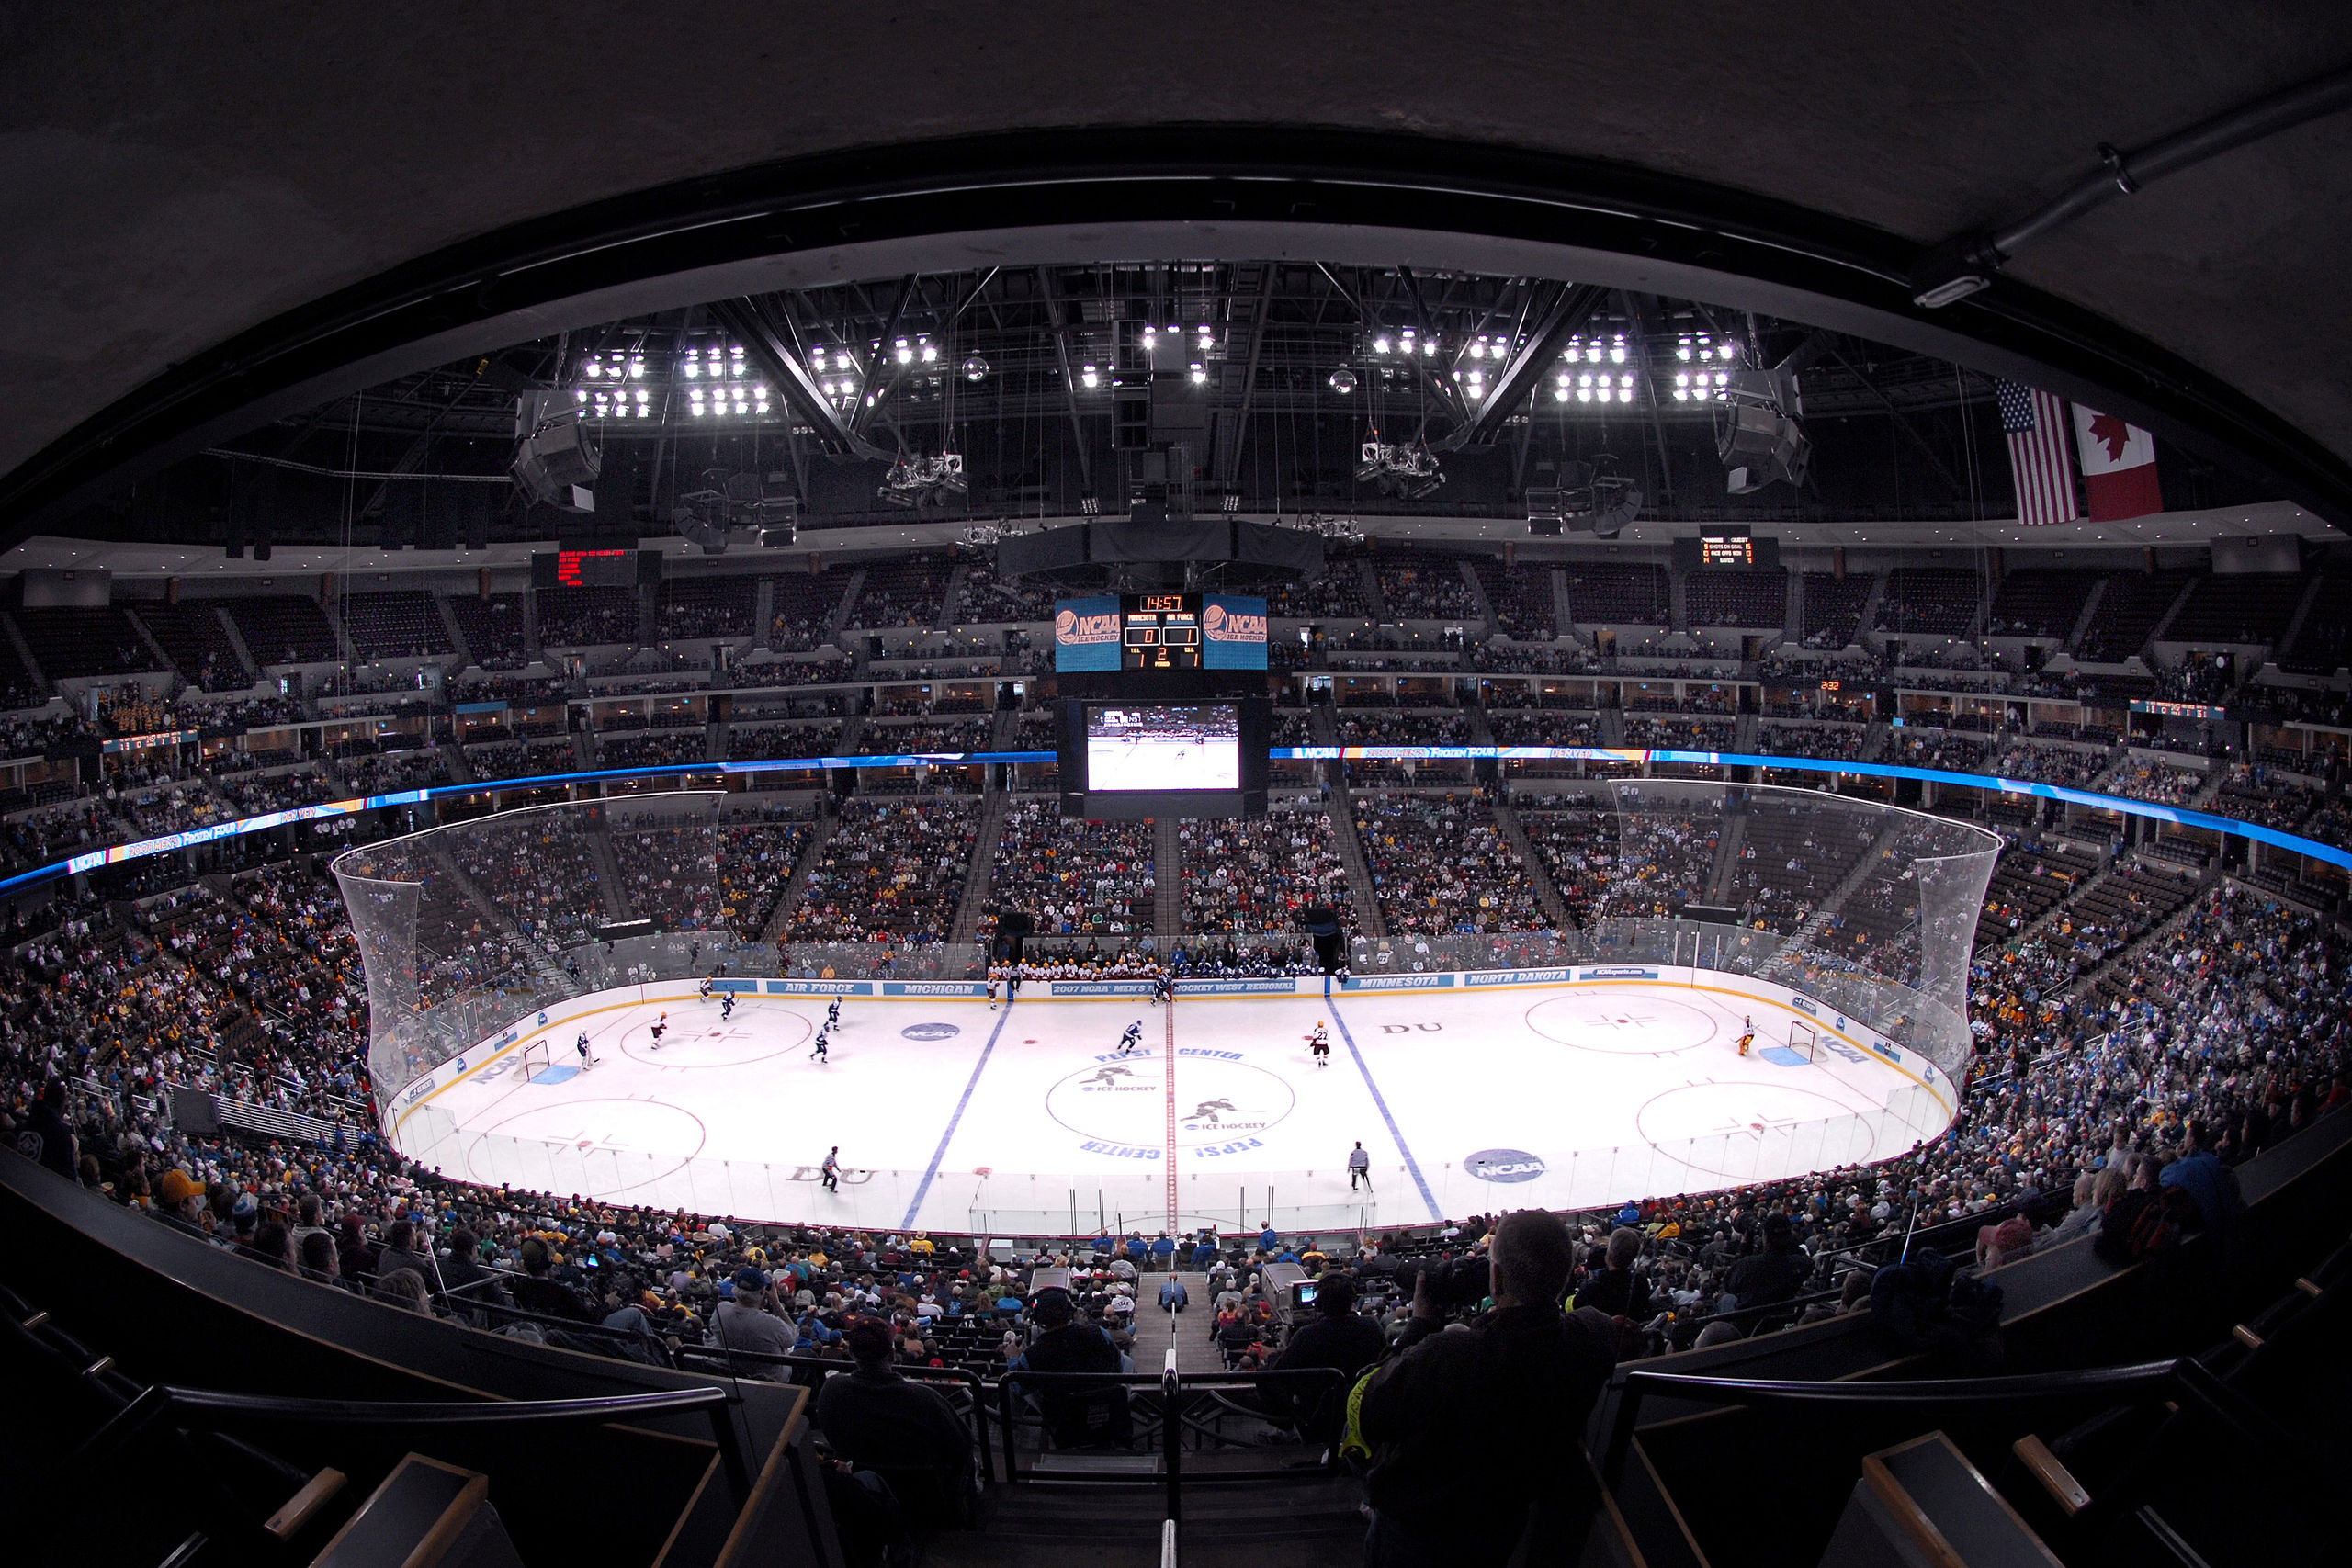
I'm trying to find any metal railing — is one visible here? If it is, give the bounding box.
[669,1345,996,1485]
[1601,1359,2188,1487]
[71,1382,756,1508]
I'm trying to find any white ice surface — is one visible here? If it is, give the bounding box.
[396,980,1947,1235]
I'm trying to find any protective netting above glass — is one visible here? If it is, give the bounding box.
[336,783,1997,1123]
[334,793,878,1113]
[1600,779,1997,1078]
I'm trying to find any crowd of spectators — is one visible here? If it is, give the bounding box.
[1999,741,2109,789]
[1178,805,1348,933]
[2106,759,2207,807]
[597,731,712,770]
[1352,794,1545,934]
[987,801,1155,937]
[787,799,977,944]
[1887,728,1993,773]
[1373,554,1477,619]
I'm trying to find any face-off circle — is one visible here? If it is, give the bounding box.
[1046,1057,1295,1149]
[1524,992,1718,1055]
[618,1008,810,1067]
[1633,1082,1876,1176]
[466,1097,707,1193]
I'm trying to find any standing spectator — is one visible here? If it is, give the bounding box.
[15,1081,77,1178]
[1356,1210,1615,1566]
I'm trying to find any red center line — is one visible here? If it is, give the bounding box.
[1163,993,1179,1230]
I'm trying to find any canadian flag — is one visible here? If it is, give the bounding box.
[2071,405,2164,522]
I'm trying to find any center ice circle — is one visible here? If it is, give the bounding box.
[1046,1056,1296,1149]
[1524,990,1719,1054]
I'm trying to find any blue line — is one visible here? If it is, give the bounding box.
[900,997,1016,1228]
[1326,982,1442,1223]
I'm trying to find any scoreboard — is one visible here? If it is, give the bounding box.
[530,548,659,589]
[1053,592,1268,677]
[1122,594,1202,671]
[1670,528,1781,571]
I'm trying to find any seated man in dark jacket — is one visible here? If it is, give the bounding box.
[1722,1213,1811,1312]
[1265,1273,1385,1440]
[1017,1287,1127,1447]
[816,1317,975,1524]
[1357,1209,1615,1568]
[509,1236,594,1322]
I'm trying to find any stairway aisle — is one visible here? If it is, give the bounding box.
[1129,1274,1223,1373]
[1154,817,1184,942]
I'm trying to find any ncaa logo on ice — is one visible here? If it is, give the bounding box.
[900,1021,962,1042]
[1465,1148,1547,1183]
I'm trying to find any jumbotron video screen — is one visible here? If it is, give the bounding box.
[1084,704,1241,792]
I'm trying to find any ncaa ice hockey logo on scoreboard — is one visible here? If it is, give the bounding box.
[1203,603,1268,643]
[1055,608,1120,646]
[1464,1148,1547,1183]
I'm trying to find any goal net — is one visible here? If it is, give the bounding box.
[519,1038,554,1082]
[1787,1022,1821,1063]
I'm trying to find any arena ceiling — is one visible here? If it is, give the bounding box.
[5,4,2351,542]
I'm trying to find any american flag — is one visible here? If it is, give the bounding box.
[1998,380,2080,526]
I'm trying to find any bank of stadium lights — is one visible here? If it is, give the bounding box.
[1080,363,1100,389]
[1550,369,1637,405]
[1366,328,1441,356]
[579,386,654,419]
[891,335,939,366]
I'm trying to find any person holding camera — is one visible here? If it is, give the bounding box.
[1355,1209,1615,1567]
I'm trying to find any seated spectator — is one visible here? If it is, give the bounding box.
[1578,1226,1652,1320]
[1264,1274,1385,1440]
[816,1316,976,1524]
[511,1236,594,1321]
[376,1268,434,1314]
[1016,1287,1128,1448]
[2038,1173,2102,1252]
[1722,1213,1808,1311]
[376,1218,435,1284]
[1973,1212,2036,1270]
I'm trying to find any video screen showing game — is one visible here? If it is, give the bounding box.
[1084,704,1240,792]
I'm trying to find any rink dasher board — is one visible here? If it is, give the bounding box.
[382,964,1952,1137]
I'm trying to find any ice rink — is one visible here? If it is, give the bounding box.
[394,976,1952,1235]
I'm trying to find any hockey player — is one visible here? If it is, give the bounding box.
[1117,1020,1144,1057]
[809,1026,830,1065]
[826,996,843,1031]
[1737,1016,1757,1057]
[1152,969,1174,1007]
[575,1030,596,1072]
[649,1011,669,1050]
[697,976,713,1003]
[719,990,736,1021]
[1306,1021,1331,1067]
[987,965,1001,1010]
